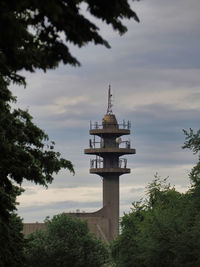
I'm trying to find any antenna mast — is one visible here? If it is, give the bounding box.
[107,85,113,114]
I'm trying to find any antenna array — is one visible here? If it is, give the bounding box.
[107,85,113,114]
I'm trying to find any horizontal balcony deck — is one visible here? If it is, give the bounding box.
[90,168,131,175]
[84,148,136,156]
[89,128,130,137]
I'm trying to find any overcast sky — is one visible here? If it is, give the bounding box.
[12,0,200,222]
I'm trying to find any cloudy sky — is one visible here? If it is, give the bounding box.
[12,0,200,222]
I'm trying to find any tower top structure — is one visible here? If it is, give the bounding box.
[106,85,113,114]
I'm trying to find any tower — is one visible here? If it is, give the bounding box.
[84,87,136,241]
[23,87,136,242]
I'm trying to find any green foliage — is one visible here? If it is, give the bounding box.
[111,175,200,267]
[0,86,74,188]
[183,128,200,185]
[0,50,74,264]
[0,80,74,266]
[111,131,200,267]
[0,80,74,217]
[25,214,109,267]
[0,0,139,86]
[0,185,25,267]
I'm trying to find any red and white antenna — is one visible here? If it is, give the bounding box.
[107,85,113,114]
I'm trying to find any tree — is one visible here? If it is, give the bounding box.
[111,174,200,267]
[24,214,109,267]
[111,131,200,266]
[0,0,139,86]
[0,185,25,267]
[183,128,200,186]
[0,80,74,265]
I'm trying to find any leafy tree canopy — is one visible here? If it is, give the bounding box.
[0,73,74,266]
[0,95,74,188]
[0,185,25,267]
[111,130,200,267]
[0,0,139,86]
[111,174,200,267]
[183,128,200,185]
[25,214,109,267]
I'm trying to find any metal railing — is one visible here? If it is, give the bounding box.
[89,138,131,149]
[90,158,103,169]
[90,158,128,169]
[118,158,128,168]
[119,140,131,149]
[90,120,131,130]
[89,138,101,148]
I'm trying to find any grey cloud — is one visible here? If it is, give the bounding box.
[23,188,37,195]
[129,187,145,194]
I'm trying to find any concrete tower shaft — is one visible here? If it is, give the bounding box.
[103,174,119,239]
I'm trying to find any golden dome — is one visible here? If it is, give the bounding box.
[102,114,118,124]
